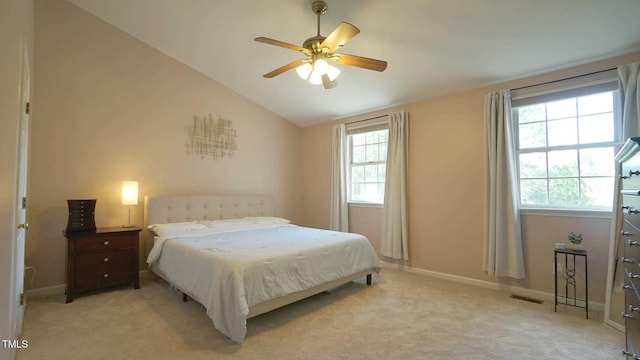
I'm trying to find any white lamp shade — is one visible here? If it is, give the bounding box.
[326,65,341,81]
[121,181,138,205]
[296,63,313,80]
[309,70,323,85]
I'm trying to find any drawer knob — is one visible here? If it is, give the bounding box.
[629,305,640,313]
[631,273,640,280]
[630,170,640,177]
[629,239,640,247]
[622,231,633,237]
[622,284,634,291]
[103,240,109,246]
[630,209,640,215]
[103,257,109,263]
[622,257,637,263]
[622,350,637,359]
[622,311,633,319]
[623,205,631,210]
[621,175,630,180]
[103,274,109,278]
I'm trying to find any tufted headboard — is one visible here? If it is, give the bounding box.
[142,194,274,256]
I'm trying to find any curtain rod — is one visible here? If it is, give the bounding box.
[344,114,388,125]
[510,67,617,92]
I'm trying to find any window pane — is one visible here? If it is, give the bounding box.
[549,178,579,206]
[581,177,614,207]
[548,150,578,177]
[547,118,577,146]
[579,113,614,144]
[353,145,365,163]
[520,179,548,205]
[378,164,386,182]
[378,183,386,201]
[365,165,377,182]
[365,144,379,162]
[518,104,545,124]
[547,98,576,120]
[578,92,613,116]
[519,152,547,178]
[365,132,377,144]
[353,183,364,200]
[579,147,614,176]
[352,165,364,183]
[352,134,365,146]
[519,122,546,149]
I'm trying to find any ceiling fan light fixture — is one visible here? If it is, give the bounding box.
[313,58,329,74]
[308,69,323,85]
[326,64,340,81]
[296,63,313,80]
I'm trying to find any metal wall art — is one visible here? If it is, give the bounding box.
[185,113,238,159]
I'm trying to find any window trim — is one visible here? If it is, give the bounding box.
[345,119,389,205]
[511,75,621,211]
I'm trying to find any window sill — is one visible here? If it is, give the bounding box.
[520,208,612,219]
[348,202,384,209]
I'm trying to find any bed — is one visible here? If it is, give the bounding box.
[144,194,381,343]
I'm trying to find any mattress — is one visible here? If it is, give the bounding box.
[146,219,381,342]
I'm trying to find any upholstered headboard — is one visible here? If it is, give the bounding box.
[142,194,274,256]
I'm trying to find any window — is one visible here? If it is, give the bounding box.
[347,125,389,204]
[512,79,619,211]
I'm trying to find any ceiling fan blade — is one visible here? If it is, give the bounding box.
[320,22,360,53]
[263,59,306,78]
[321,74,338,89]
[331,53,388,72]
[255,37,311,56]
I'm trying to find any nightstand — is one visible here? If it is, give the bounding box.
[65,226,142,303]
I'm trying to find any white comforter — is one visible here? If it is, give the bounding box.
[146,223,381,343]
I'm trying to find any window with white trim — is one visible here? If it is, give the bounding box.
[511,75,620,211]
[347,123,389,204]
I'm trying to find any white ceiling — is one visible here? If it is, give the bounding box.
[67,0,640,127]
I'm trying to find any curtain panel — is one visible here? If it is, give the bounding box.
[381,111,409,260]
[483,90,526,279]
[330,123,349,232]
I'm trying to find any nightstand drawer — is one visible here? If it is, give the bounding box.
[74,232,137,252]
[75,251,135,290]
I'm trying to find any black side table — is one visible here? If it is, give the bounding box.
[554,248,588,319]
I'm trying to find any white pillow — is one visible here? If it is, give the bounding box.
[148,221,208,237]
[198,218,254,228]
[244,216,291,224]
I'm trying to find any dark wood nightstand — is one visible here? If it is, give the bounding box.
[65,226,142,303]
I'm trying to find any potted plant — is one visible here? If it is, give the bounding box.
[568,232,583,250]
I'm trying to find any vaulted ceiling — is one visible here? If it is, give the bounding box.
[68,0,640,127]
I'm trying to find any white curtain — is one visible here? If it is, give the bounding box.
[483,90,526,279]
[330,123,349,232]
[381,111,409,260]
[609,62,640,285]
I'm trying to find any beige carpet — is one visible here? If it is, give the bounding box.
[17,268,622,360]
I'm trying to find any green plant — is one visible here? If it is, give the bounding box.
[568,232,583,244]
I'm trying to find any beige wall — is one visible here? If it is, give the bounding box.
[28,0,302,289]
[1,0,34,357]
[300,52,640,304]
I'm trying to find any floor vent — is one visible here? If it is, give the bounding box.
[510,294,543,304]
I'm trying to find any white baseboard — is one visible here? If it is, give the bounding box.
[25,284,65,298]
[382,262,604,314]
[25,270,151,298]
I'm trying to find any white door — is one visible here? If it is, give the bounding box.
[14,41,30,335]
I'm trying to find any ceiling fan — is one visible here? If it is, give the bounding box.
[255,0,387,89]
